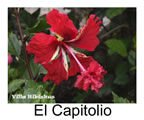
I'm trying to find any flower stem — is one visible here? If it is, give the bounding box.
[14,8,34,80]
[63,43,86,72]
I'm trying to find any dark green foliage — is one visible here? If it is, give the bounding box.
[8,79,26,93]
[8,33,21,56]
[105,39,127,57]
[106,8,126,19]
[19,8,40,28]
[112,92,134,103]
[28,17,50,33]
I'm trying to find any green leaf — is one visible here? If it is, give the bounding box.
[40,91,49,103]
[97,74,113,97]
[112,92,134,103]
[114,62,130,85]
[24,79,37,88]
[107,49,115,55]
[128,50,136,65]
[105,39,127,57]
[28,18,50,33]
[25,85,43,103]
[11,79,56,103]
[20,8,40,27]
[106,8,126,19]
[11,79,41,103]
[22,60,48,79]
[39,65,47,74]
[8,79,25,93]
[115,62,129,76]
[114,74,129,85]
[10,89,25,103]
[41,90,56,103]
[8,33,21,56]
[12,85,43,103]
[22,60,40,79]
[8,66,18,80]
[48,84,56,96]
[130,66,136,71]
[30,60,40,77]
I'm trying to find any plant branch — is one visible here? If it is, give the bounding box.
[14,8,34,80]
[100,24,129,39]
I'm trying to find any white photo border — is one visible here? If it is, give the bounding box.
[0,0,144,120]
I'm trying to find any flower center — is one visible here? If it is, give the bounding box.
[54,32,63,41]
[63,43,86,72]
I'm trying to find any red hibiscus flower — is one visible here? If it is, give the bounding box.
[26,9,107,93]
[74,61,107,93]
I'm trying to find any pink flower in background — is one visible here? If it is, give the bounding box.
[8,54,13,64]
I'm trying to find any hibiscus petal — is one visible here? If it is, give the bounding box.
[66,15,101,51]
[91,85,99,93]
[74,72,91,92]
[74,60,107,93]
[43,49,68,85]
[74,74,84,88]
[46,9,78,41]
[68,48,94,76]
[82,79,91,92]
[26,33,59,64]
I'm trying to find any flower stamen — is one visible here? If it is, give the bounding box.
[63,43,86,72]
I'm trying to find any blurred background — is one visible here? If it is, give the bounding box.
[8,8,136,103]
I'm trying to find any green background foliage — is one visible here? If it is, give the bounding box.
[8,8,136,103]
